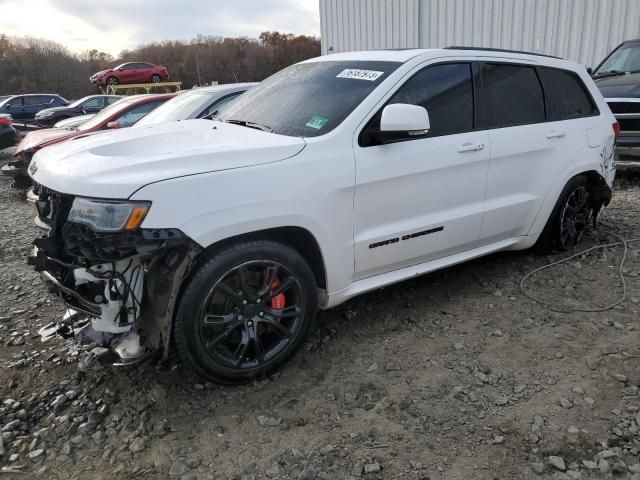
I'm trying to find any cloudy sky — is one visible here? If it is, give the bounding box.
[0,0,320,55]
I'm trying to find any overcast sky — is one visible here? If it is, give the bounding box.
[0,0,320,56]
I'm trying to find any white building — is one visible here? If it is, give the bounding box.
[319,0,640,68]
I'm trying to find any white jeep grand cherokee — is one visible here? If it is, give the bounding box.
[28,48,617,383]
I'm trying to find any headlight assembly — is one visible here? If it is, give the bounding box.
[67,198,151,232]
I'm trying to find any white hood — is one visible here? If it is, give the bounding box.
[29,120,306,198]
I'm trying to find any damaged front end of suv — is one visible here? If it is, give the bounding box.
[28,190,201,368]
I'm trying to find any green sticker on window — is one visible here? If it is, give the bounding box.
[305,115,328,130]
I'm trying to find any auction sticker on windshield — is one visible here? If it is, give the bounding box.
[305,116,329,130]
[336,69,384,81]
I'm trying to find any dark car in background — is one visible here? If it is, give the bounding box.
[35,94,121,127]
[0,115,20,149]
[90,62,170,86]
[0,94,68,122]
[593,38,640,167]
[2,94,174,188]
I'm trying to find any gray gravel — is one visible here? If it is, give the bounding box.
[1,160,640,479]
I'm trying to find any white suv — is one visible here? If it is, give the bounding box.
[28,48,617,383]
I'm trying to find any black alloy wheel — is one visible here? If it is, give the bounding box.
[174,241,317,384]
[151,74,161,83]
[106,76,118,85]
[559,186,591,250]
[198,260,304,370]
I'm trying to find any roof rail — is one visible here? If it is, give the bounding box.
[445,46,561,59]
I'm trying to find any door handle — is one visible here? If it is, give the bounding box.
[458,143,485,153]
[546,131,566,139]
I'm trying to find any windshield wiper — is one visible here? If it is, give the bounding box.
[223,119,272,133]
[593,70,626,79]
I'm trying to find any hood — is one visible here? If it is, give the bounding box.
[93,69,112,77]
[594,72,640,98]
[16,128,77,154]
[30,120,306,198]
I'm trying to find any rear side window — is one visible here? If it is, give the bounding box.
[387,63,474,137]
[24,96,50,106]
[538,68,597,120]
[478,64,545,129]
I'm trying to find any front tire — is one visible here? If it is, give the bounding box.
[536,175,592,252]
[173,240,318,384]
[150,74,161,83]
[106,76,118,85]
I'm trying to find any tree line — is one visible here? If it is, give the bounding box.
[0,32,320,100]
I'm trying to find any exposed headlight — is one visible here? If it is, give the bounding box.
[68,198,151,232]
[42,111,55,117]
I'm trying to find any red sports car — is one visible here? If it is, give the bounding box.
[3,94,174,188]
[90,62,170,86]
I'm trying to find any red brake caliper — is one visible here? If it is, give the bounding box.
[270,277,286,322]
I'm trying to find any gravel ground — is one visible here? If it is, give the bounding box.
[1,156,640,479]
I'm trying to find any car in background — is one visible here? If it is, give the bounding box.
[134,83,257,127]
[2,94,174,188]
[54,114,95,129]
[0,94,68,122]
[35,94,121,127]
[0,114,20,149]
[592,38,640,167]
[90,62,170,86]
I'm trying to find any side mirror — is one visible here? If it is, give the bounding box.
[586,66,593,75]
[374,104,430,144]
[106,121,120,129]
[118,67,124,71]
[81,109,87,115]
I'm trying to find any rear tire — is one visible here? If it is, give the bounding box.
[173,240,318,384]
[535,175,592,252]
[151,74,161,83]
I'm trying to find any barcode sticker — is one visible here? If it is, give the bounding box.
[336,69,384,81]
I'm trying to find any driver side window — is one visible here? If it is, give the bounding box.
[361,63,475,146]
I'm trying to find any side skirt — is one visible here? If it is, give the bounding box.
[322,237,525,309]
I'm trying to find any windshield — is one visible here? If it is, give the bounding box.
[594,42,640,77]
[218,61,400,137]
[135,90,209,126]
[77,97,139,131]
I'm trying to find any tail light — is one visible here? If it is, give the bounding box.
[0,116,12,126]
[612,121,620,140]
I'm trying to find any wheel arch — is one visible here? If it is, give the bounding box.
[529,168,612,238]
[197,226,327,290]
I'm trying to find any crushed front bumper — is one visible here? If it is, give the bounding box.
[28,189,201,368]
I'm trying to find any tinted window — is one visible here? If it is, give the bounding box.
[4,97,23,107]
[539,68,597,120]
[105,96,121,105]
[82,97,104,109]
[218,61,400,138]
[387,63,474,137]
[24,96,50,106]
[114,100,164,127]
[123,64,136,70]
[478,64,544,129]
